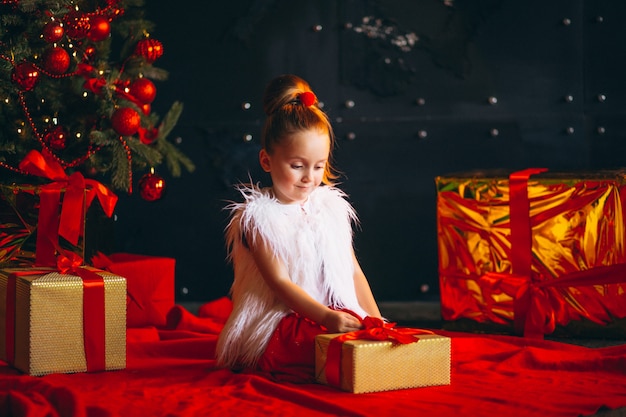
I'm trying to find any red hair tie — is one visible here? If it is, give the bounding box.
[298,91,316,107]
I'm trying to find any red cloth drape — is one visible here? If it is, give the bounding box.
[1,297,625,417]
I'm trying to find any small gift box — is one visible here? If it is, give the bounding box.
[315,319,451,393]
[436,168,626,338]
[0,266,126,376]
[91,252,175,328]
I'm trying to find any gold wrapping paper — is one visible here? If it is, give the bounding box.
[0,267,126,375]
[436,169,626,335]
[315,333,451,393]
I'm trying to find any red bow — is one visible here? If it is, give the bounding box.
[325,317,433,388]
[336,316,425,345]
[18,150,117,266]
[56,251,83,274]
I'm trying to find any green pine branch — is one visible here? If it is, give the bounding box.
[0,0,193,194]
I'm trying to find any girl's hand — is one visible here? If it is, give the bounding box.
[323,310,363,333]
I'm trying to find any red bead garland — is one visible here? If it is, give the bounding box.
[118,135,133,194]
[63,10,91,40]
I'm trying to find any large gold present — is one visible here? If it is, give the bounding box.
[0,267,126,375]
[315,332,451,393]
[436,168,626,338]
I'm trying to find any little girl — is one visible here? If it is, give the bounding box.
[215,74,382,383]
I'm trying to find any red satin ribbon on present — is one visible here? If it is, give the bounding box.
[325,317,433,388]
[57,252,107,372]
[513,262,626,338]
[509,168,548,335]
[496,166,625,338]
[509,168,548,278]
[18,150,118,266]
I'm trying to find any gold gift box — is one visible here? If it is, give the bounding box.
[0,267,126,375]
[436,169,626,337]
[315,333,451,393]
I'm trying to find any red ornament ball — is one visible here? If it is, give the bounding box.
[63,11,91,40]
[44,125,68,150]
[111,107,141,136]
[134,38,163,63]
[43,46,71,74]
[129,78,157,104]
[11,62,40,91]
[88,16,111,42]
[43,22,64,43]
[139,172,166,201]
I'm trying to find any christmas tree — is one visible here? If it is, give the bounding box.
[0,0,195,197]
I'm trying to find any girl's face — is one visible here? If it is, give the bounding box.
[259,129,330,205]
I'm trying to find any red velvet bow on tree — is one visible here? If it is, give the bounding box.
[18,150,117,266]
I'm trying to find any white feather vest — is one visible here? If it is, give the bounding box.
[215,184,368,368]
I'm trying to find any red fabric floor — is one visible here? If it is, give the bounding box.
[1,297,626,417]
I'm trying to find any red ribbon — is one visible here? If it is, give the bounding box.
[509,168,548,277]
[325,316,433,388]
[57,252,107,372]
[18,150,118,266]
[513,262,626,338]
[484,167,626,338]
[508,168,548,335]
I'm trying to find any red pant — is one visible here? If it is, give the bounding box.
[255,313,327,383]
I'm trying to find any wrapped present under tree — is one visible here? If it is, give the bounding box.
[91,252,175,328]
[0,264,126,376]
[315,317,451,393]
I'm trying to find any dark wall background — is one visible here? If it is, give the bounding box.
[110,0,626,303]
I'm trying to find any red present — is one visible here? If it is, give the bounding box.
[92,252,175,328]
[436,168,626,338]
